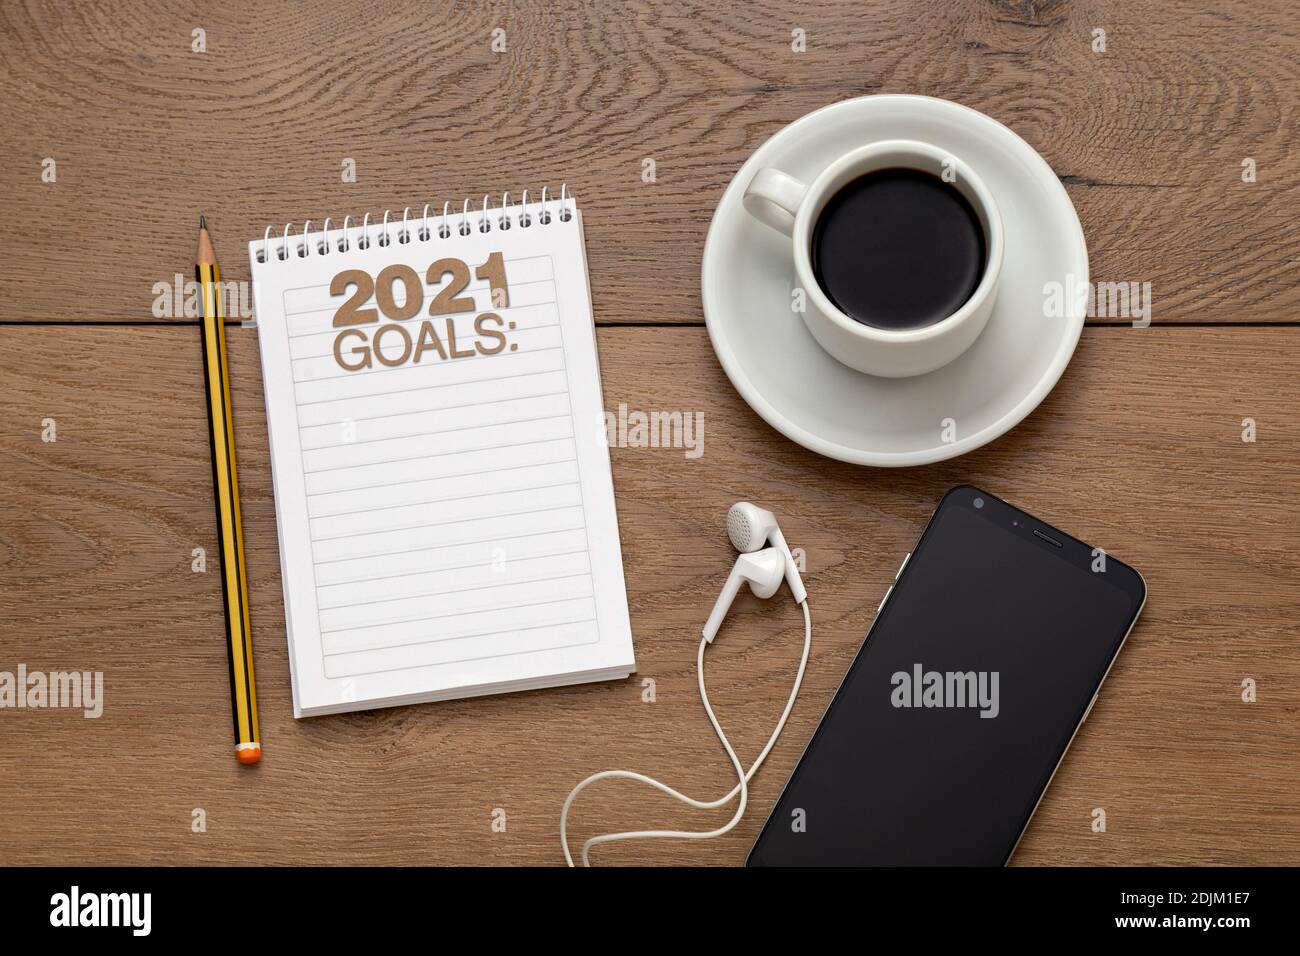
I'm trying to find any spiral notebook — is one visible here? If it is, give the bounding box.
[247,191,635,717]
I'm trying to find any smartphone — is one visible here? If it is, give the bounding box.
[747,485,1146,866]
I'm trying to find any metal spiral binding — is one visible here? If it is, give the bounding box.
[256,185,575,263]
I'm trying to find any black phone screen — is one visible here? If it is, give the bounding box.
[747,486,1146,866]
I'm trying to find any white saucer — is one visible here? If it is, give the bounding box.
[701,95,1087,467]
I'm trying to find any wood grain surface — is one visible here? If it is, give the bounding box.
[1,0,1297,867]
[0,326,1296,865]
[1,0,1297,324]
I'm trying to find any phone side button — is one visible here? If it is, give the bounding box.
[1081,693,1099,725]
[895,552,911,581]
[876,585,893,613]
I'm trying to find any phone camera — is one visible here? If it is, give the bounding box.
[973,497,984,509]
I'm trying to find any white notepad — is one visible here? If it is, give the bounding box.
[247,192,634,716]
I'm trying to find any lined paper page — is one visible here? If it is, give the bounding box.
[250,202,634,715]
[288,252,602,679]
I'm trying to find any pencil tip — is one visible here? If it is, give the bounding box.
[199,212,207,230]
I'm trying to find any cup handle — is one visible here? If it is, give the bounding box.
[743,168,808,236]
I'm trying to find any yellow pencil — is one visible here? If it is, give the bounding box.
[197,214,261,765]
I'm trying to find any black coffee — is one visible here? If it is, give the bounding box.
[811,168,986,331]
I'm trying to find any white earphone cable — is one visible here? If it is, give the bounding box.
[560,599,812,866]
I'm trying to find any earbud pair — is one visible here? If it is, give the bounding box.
[562,500,812,865]
[703,502,807,642]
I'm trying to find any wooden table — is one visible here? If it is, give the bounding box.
[1,0,1296,866]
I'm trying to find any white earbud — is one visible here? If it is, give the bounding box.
[561,501,813,866]
[726,501,807,605]
[702,548,784,643]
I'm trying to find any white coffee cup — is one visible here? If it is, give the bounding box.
[742,139,1003,378]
